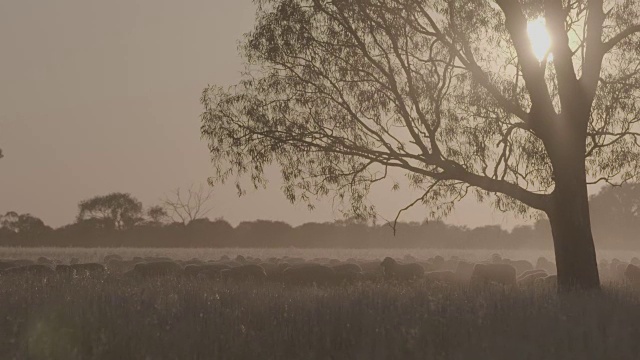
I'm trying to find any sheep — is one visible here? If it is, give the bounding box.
[429,255,445,270]
[235,255,247,263]
[624,264,640,287]
[454,261,476,283]
[69,257,80,265]
[37,257,54,265]
[632,257,640,267]
[184,263,231,278]
[129,261,183,277]
[103,254,123,263]
[536,257,556,274]
[358,261,383,273]
[509,260,534,276]
[470,263,516,287]
[331,263,362,274]
[517,271,548,287]
[220,265,268,282]
[534,274,557,289]
[281,264,336,285]
[380,257,424,280]
[424,270,457,284]
[517,269,548,282]
[0,261,15,271]
[2,264,55,277]
[55,264,76,277]
[106,259,137,274]
[71,263,106,277]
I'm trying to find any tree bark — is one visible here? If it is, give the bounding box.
[546,141,600,291]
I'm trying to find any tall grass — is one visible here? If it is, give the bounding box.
[0,275,639,360]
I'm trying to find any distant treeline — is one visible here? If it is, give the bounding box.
[1,184,639,249]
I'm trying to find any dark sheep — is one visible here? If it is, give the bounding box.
[470,263,516,287]
[380,257,424,280]
[424,270,457,284]
[220,265,268,282]
[184,263,231,278]
[517,272,548,287]
[2,264,55,277]
[517,269,548,282]
[624,264,640,286]
[103,254,123,263]
[281,264,336,285]
[454,261,476,283]
[55,265,76,277]
[71,263,106,277]
[129,261,183,277]
[331,263,362,274]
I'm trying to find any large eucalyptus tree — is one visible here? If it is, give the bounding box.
[201,0,640,291]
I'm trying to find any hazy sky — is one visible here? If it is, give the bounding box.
[0,0,537,229]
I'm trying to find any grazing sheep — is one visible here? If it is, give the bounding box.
[517,272,548,287]
[235,255,247,263]
[615,262,630,282]
[37,257,54,265]
[429,256,445,270]
[491,253,503,263]
[55,264,76,277]
[69,257,80,265]
[632,257,640,267]
[11,259,35,267]
[184,263,231,278]
[0,261,15,271]
[358,261,383,273]
[331,263,362,274]
[424,270,457,284]
[536,257,556,274]
[470,263,516,287]
[103,254,123,263]
[534,274,557,289]
[509,260,534,276]
[380,257,424,280]
[71,263,106,277]
[624,264,640,286]
[2,264,55,276]
[281,264,336,285]
[517,269,548,281]
[221,265,268,282]
[129,261,183,277]
[454,261,476,283]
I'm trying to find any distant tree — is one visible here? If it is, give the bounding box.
[161,184,214,224]
[0,211,51,238]
[146,205,169,225]
[201,0,640,291]
[77,193,144,230]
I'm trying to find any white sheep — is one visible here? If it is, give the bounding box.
[470,263,516,287]
[380,257,424,280]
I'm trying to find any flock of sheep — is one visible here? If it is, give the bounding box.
[1,252,640,289]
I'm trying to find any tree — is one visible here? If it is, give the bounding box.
[161,184,214,224]
[201,0,640,291]
[0,211,51,238]
[146,205,170,225]
[77,193,144,230]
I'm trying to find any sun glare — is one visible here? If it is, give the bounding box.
[527,18,551,61]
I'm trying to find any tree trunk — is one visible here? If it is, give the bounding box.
[547,155,600,292]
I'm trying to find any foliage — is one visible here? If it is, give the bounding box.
[201,0,640,224]
[77,193,144,231]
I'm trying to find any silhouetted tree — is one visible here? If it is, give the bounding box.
[0,211,51,240]
[162,184,214,224]
[202,0,640,291]
[146,205,169,225]
[77,193,143,231]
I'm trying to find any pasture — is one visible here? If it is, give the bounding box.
[1,247,640,359]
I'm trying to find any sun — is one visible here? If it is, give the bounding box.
[527,18,551,61]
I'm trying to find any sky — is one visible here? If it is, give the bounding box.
[0,0,538,229]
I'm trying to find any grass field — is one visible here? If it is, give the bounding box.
[1,247,639,359]
[1,247,639,264]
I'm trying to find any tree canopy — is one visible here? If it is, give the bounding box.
[202,0,640,223]
[77,193,144,231]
